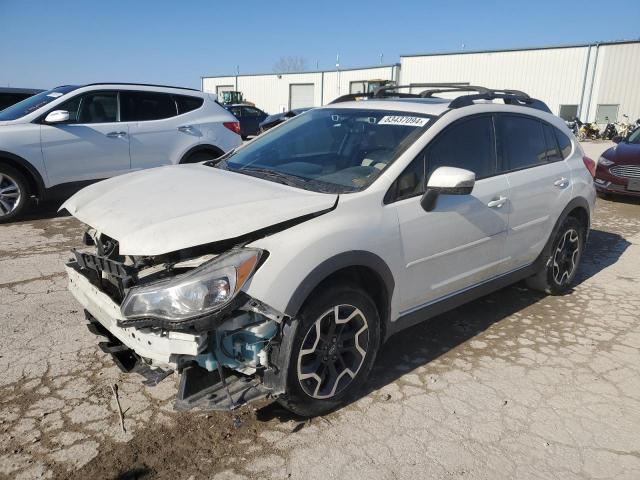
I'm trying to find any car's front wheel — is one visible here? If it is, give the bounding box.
[0,166,29,223]
[526,216,585,295]
[278,284,380,417]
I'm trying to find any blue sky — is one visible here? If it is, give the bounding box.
[1,0,638,89]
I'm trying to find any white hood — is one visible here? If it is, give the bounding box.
[62,164,337,256]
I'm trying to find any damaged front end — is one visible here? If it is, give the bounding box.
[66,230,289,411]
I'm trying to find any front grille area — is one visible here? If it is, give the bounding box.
[610,165,640,179]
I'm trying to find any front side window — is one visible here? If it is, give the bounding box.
[214,108,433,193]
[497,115,547,171]
[57,92,118,124]
[426,116,496,179]
[0,85,79,121]
[627,127,640,144]
[121,92,177,121]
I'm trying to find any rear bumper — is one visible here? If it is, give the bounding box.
[66,264,206,369]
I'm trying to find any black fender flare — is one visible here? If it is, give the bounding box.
[264,250,395,395]
[284,250,395,319]
[0,150,46,198]
[179,144,225,164]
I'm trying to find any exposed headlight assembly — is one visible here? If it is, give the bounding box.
[121,249,263,322]
[598,156,615,167]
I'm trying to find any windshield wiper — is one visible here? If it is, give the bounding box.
[237,167,311,187]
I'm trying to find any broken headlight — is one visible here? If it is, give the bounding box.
[121,249,263,322]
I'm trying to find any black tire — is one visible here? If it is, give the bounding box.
[526,216,586,295]
[277,284,381,417]
[0,165,30,223]
[181,150,221,164]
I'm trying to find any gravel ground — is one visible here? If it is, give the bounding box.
[2,142,640,480]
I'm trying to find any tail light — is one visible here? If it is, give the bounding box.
[223,121,241,135]
[582,156,596,177]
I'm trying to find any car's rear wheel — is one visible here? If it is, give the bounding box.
[526,216,585,295]
[0,166,29,223]
[181,150,221,164]
[277,284,380,417]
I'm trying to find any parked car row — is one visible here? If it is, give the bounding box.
[0,83,242,221]
[59,83,598,416]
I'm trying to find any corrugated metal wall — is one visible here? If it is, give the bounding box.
[202,42,639,122]
[400,42,640,123]
[201,66,397,114]
[400,47,590,118]
[587,42,640,122]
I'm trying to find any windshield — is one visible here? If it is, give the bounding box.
[627,126,640,144]
[214,108,433,193]
[0,85,79,121]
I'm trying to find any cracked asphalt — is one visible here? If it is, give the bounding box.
[1,142,640,480]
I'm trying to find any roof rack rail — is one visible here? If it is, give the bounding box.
[83,82,200,92]
[330,83,551,113]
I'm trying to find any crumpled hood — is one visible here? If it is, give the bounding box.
[61,164,338,256]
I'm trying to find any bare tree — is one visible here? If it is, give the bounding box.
[273,56,307,73]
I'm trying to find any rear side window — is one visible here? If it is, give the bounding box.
[426,116,496,179]
[555,128,572,158]
[121,92,177,121]
[175,95,203,114]
[498,115,547,171]
[542,123,563,162]
[242,107,264,117]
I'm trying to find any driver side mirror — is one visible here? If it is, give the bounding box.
[44,110,70,124]
[420,166,475,212]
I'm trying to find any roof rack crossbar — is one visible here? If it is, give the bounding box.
[449,92,550,113]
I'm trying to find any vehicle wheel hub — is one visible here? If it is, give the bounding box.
[297,305,369,399]
[552,228,580,285]
[0,173,21,217]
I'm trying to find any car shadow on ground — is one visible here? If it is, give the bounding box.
[17,200,70,222]
[256,228,629,422]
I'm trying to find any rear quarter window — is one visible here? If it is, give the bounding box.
[554,128,573,159]
[175,95,204,115]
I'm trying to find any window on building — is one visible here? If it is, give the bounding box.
[558,104,578,121]
[350,81,367,94]
[595,104,619,123]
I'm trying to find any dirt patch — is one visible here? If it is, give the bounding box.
[60,404,280,480]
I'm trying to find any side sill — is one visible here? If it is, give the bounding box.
[386,261,539,339]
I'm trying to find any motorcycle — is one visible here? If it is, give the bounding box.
[600,116,618,140]
[615,114,633,139]
[574,117,600,140]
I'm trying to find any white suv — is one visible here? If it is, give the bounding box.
[62,84,596,416]
[0,83,241,222]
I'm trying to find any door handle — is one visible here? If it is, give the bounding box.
[554,177,569,188]
[106,131,127,138]
[487,196,507,208]
[178,125,194,133]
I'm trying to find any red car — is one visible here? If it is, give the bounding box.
[595,127,640,197]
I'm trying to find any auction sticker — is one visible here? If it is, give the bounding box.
[378,116,428,127]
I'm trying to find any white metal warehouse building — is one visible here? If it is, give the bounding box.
[201,40,640,122]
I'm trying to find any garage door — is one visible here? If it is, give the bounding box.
[216,85,235,96]
[289,84,314,110]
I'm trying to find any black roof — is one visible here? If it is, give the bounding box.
[0,87,43,95]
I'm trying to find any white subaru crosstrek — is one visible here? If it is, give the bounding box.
[62,84,596,416]
[0,83,242,222]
